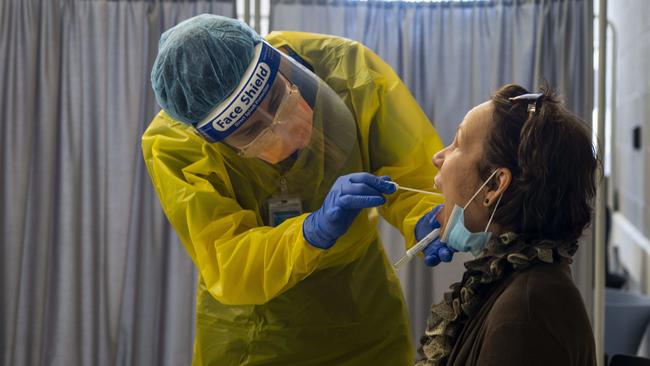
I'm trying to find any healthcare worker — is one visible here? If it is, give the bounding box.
[143,14,447,365]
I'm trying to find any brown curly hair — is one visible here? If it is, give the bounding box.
[480,83,597,243]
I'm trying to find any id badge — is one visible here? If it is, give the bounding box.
[267,195,303,227]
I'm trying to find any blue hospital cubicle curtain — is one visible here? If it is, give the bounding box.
[0,1,234,365]
[270,0,594,346]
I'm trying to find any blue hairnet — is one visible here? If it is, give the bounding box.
[151,14,262,125]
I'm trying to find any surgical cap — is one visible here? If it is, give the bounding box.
[151,14,262,125]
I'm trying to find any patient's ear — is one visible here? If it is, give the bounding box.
[483,168,511,207]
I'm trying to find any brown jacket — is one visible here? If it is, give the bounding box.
[447,262,596,366]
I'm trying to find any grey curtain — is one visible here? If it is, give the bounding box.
[1,1,234,365]
[270,0,594,347]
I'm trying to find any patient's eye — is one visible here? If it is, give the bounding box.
[452,126,463,149]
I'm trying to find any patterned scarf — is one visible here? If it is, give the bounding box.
[415,232,578,366]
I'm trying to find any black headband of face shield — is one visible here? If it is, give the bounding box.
[508,93,544,115]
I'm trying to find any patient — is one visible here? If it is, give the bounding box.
[416,84,597,366]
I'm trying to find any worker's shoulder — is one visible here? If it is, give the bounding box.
[265,31,370,68]
[266,31,361,52]
[266,31,392,89]
[142,110,202,153]
[144,110,192,138]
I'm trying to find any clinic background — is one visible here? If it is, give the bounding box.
[2,0,649,365]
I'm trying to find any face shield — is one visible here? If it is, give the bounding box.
[224,78,313,163]
[195,41,356,166]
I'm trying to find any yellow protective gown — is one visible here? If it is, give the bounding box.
[142,31,444,366]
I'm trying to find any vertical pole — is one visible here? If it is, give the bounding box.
[594,0,608,365]
[244,0,251,26]
[254,0,261,33]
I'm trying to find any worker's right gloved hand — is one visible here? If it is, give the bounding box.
[303,173,396,249]
[415,204,456,266]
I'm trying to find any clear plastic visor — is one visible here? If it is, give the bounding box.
[224,73,300,155]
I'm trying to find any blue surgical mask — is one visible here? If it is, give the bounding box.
[442,170,503,257]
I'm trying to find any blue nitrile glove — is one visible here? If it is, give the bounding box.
[414,204,456,266]
[303,173,396,249]
[422,242,456,266]
[415,204,444,242]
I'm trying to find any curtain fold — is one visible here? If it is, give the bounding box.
[270,0,593,347]
[1,1,234,365]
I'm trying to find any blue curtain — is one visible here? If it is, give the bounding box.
[1,1,234,365]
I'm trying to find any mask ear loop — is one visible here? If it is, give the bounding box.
[484,193,503,232]
[463,170,499,210]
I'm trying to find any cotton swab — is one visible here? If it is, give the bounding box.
[390,182,442,197]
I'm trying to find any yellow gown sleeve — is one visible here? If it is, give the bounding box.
[142,114,325,305]
[266,32,445,248]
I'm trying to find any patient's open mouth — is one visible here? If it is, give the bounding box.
[434,175,443,192]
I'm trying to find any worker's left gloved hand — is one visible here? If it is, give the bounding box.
[422,241,456,266]
[415,204,456,266]
[415,204,444,242]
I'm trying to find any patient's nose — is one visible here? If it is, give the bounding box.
[432,148,445,169]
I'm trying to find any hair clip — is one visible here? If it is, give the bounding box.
[509,93,544,115]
